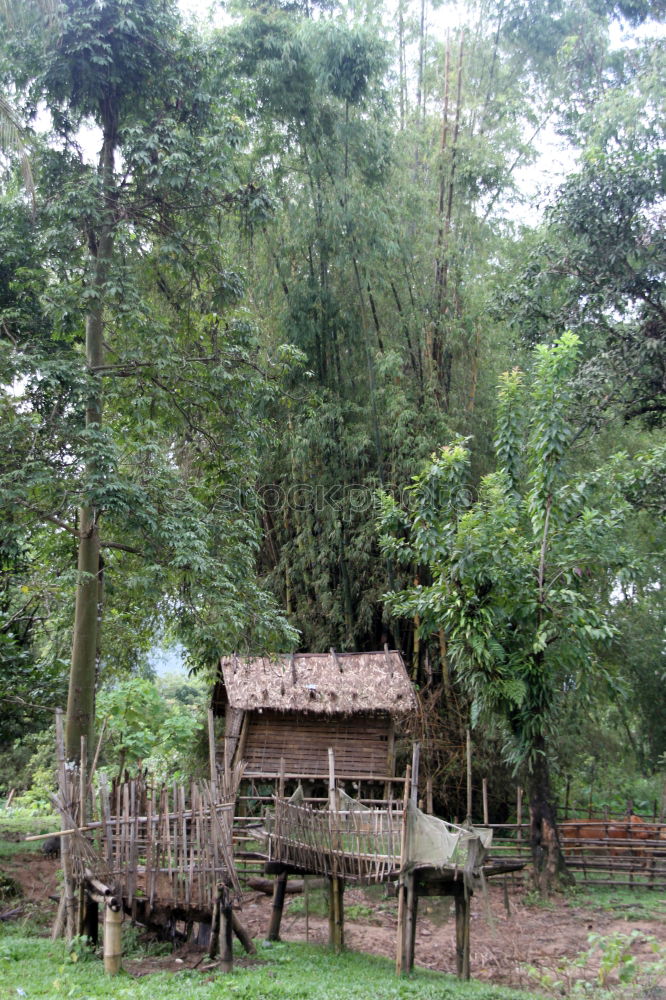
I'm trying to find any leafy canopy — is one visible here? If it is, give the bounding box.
[378,332,664,770]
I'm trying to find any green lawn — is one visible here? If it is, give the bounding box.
[0,930,539,1000]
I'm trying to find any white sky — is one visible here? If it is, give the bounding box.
[34,0,664,223]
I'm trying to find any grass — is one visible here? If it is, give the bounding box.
[562,885,666,922]
[0,930,540,1000]
[0,809,58,858]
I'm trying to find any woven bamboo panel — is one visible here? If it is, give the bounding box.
[241,710,390,778]
[266,798,402,883]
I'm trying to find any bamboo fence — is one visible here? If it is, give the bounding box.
[54,767,240,915]
[484,821,666,890]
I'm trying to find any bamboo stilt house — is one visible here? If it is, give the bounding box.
[211,650,416,789]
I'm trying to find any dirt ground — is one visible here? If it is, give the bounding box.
[238,881,666,992]
[3,852,665,993]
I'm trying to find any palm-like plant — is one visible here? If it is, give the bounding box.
[0,94,36,207]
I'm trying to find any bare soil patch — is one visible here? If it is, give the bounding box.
[240,880,666,991]
[1,851,59,909]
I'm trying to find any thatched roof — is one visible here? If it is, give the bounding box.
[213,650,415,717]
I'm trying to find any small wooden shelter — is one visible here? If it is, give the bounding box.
[211,650,415,790]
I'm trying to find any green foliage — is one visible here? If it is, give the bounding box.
[523,929,666,996]
[96,674,207,782]
[379,334,664,782]
[500,31,666,426]
[0,0,299,737]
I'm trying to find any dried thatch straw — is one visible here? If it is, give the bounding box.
[216,650,415,718]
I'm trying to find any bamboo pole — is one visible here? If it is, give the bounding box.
[55,709,77,940]
[207,709,219,802]
[77,735,87,936]
[466,729,472,823]
[395,763,412,976]
[103,905,122,975]
[426,778,433,815]
[404,744,420,972]
[86,720,106,799]
[267,872,288,942]
[328,748,343,954]
[482,777,489,826]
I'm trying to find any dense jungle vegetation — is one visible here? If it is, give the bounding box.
[0,0,664,878]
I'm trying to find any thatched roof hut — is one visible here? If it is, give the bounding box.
[212,650,415,784]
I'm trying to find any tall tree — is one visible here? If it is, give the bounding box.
[378,333,665,887]
[0,0,296,761]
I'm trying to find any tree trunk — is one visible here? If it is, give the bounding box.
[527,734,574,892]
[65,96,117,762]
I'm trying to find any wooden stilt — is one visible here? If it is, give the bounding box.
[454,890,471,980]
[267,871,288,941]
[328,876,344,953]
[328,876,335,948]
[232,913,256,955]
[51,891,66,941]
[219,889,234,973]
[103,905,122,975]
[401,743,421,975]
[327,748,344,954]
[85,898,99,947]
[404,872,418,972]
[395,763,412,976]
[209,896,220,959]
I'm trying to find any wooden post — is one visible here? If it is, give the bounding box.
[454,890,471,980]
[209,894,220,958]
[402,743,421,973]
[55,709,77,940]
[328,875,344,954]
[328,748,344,953]
[278,756,286,800]
[77,735,87,937]
[207,709,219,801]
[482,777,489,826]
[426,777,433,815]
[384,721,396,802]
[516,786,523,848]
[219,894,234,973]
[232,913,256,955]
[410,743,420,809]
[103,905,122,975]
[267,871,288,942]
[466,729,472,823]
[395,763,412,976]
[404,872,418,973]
